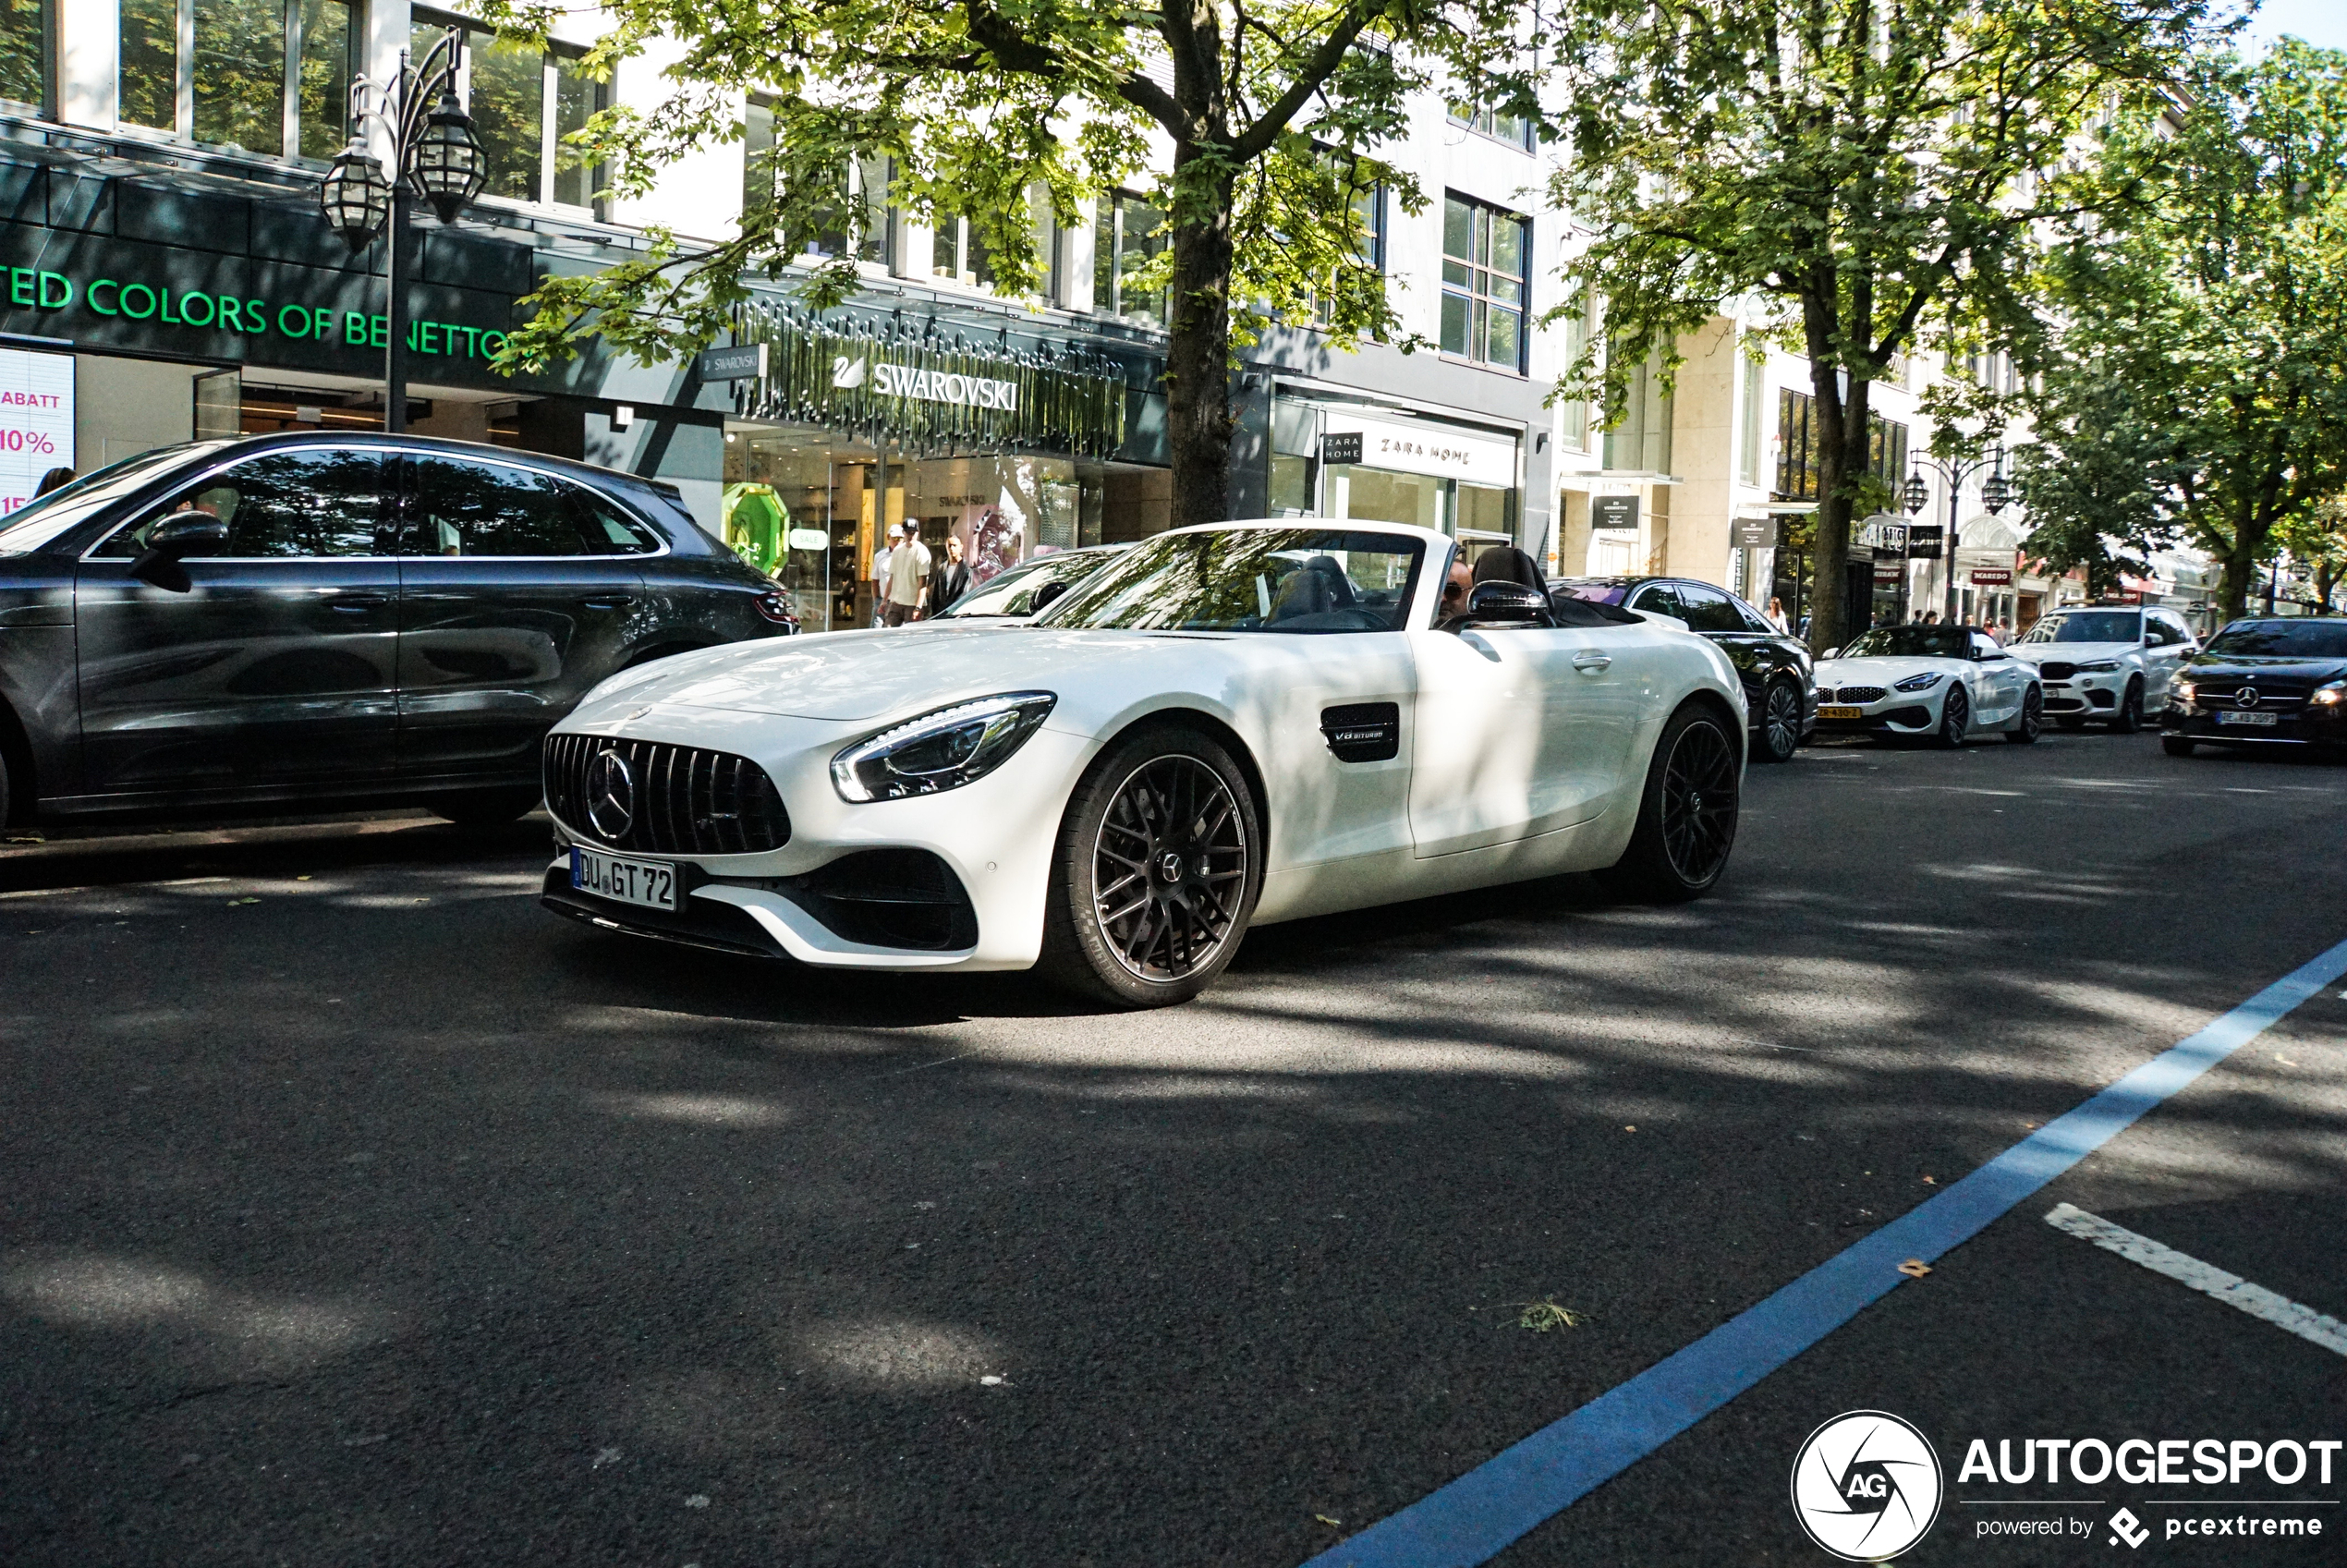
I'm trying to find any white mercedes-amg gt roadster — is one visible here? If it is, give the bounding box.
[540,521,1747,1006]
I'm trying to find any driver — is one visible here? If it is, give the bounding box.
[1438,556,1473,626]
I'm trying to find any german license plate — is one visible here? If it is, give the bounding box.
[1819,705,1864,720]
[2217,710,2278,727]
[571,846,677,910]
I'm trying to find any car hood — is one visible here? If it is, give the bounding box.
[2184,654,2347,680]
[2007,641,2136,663]
[580,626,1230,722]
[1813,654,1964,687]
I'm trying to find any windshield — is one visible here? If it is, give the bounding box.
[2017,611,2140,645]
[2204,620,2347,659]
[1040,528,1424,634]
[939,548,1120,618]
[0,444,214,555]
[1841,625,1972,659]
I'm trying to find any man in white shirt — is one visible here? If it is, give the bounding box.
[883,524,932,626]
[869,525,897,628]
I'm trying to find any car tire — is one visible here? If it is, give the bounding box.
[1755,681,1802,764]
[1935,685,1970,748]
[429,788,541,829]
[2055,714,2088,731]
[1038,723,1263,1009]
[2110,677,2145,734]
[1594,702,1740,905]
[2161,736,2196,758]
[2005,684,2043,744]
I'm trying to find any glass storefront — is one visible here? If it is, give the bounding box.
[723,421,1166,630]
[1268,396,1521,555]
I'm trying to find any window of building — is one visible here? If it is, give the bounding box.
[416,10,607,209]
[1094,191,1168,328]
[742,104,893,263]
[1557,290,1590,452]
[1774,388,1907,500]
[1602,348,1672,473]
[1440,195,1527,371]
[0,0,49,110]
[1310,171,1386,328]
[117,0,359,157]
[1447,102,1535,152]
[932,213,998,290]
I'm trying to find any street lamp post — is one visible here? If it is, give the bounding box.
[1903,453,2010,626]
[316,30,487,434]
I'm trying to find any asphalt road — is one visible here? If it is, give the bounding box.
[3,731,2343,1567]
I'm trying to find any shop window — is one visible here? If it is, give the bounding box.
[1446,102,1535,152]
[1440,195,1527,371]
[744,99,893,262]
[117,0,359,158]
[1094,191,1167,329]
[0,0,48,111]
[417,9,608,209]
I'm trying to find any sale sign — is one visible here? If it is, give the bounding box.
[0,348,73,515]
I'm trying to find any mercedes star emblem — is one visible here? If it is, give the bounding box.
[2236,687,2259,708]
[587,748,638,840]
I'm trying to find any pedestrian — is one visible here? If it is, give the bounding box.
[1922,610,1940,625]
[883,522,932,627]
[869,524,898,628]
[33,466,75,496]
[1765,595,1790,634]
[929,532,970,616]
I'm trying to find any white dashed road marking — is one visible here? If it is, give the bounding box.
[2043,1203,2347,1358]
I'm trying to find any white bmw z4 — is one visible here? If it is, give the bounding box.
[1811,623,2045,747]
[539,520,1749,1006]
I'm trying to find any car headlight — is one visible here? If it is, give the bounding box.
[2314,679,2346,707]
[2075,659,2121,674]
[1892,672,1943,692]
[832,691,1057,802]
[2175,680,2195,704]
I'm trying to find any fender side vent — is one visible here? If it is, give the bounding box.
[1320,701,1400,763]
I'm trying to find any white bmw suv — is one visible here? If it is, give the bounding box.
[2006,607,2197,732]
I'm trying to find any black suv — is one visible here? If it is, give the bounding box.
[2160,616,2347,758]
[1551,575,1817,762]
[0,433,795,828]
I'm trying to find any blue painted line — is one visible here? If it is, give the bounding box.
[1304,936,2347,1568]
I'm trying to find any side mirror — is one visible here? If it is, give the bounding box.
[146,511,231,559]
[1465,581,1550,626]
[1028,579,1069,614]
[1821,647,1841,660]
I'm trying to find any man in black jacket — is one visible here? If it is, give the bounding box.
[928,533,971,616]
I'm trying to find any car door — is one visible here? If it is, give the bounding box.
[74,446,400,794]
[1970,633,2022,724]
[2143,614,2186,700]
[1405,604,1651,858]
[395,453,653,781]
[1669,582,1766,706]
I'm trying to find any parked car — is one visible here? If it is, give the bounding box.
[2005,605,2195,732]
[2160,616,2347,758]
[1812,624,2044,746]
[1551,575,1815,762]
[540,521,1748,1006]
[0,432,795,829]
[926,542,1133,623]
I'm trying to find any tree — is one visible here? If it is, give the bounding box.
[1546,0,2209,654]
[2023,40,2347,622]
[481,0,1536,529]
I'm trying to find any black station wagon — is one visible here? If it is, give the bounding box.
[0,432,795,829]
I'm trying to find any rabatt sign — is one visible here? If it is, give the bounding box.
[735,302,1127,457]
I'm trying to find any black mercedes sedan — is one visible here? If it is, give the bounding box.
[2160,616,2347,758]
[0,432,795,829]
[1551,575,1817,762]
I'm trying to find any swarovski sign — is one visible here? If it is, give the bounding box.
[833,354,1021,411]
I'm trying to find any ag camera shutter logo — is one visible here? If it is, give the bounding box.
[1791,1411,1944,1561]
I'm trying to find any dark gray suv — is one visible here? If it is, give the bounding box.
[0,432,795,828]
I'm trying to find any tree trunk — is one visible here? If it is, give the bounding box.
[1805,362,1871,655]
[1164,158,1238,529]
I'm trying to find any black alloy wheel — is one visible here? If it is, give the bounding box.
[1757,680,1802,763]
[1596,704,1740,904]
[1936,684,1970,749]
[2110,677,2145,734]
[1040,725,1262,1007]
[2005,684,2044,744]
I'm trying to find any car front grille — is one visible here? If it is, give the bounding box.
[2038,661,2077,680]
[543,733,791,856]
[2197,686,2306,711]
[1824,686,1887,704]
